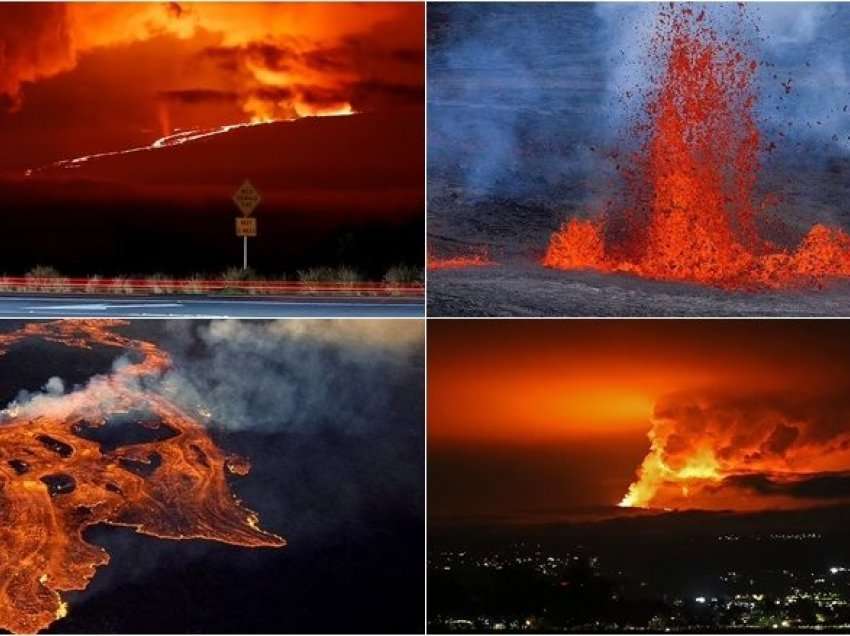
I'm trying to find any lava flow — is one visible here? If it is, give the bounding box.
[25,107,356,177]
[544,5,850,290]
[428,248,496,271]
[0,320,284,635]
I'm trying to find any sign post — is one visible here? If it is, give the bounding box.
[232,179,261,271]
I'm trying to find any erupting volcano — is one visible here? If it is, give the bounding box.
[0,3,424,281]
[430,319,850,517]
[544,5,850,290]
[0,321,283,635]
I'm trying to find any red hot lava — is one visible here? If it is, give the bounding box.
[544,5,850,289]
[0,321,283,634]
[428,248,496,271]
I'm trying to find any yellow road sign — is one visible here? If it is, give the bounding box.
[233,179,261,216]
[235,217,257,237]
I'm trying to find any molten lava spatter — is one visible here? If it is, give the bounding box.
[0,321,284,635]
[544,5,850,289]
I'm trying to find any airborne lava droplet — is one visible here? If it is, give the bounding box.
[543,5,850,289]
[0,320,284,635]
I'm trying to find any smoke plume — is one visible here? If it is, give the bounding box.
[0,319,424,619]
[0,3,423,120]
[150,319,424,433]
[622,389,850,511]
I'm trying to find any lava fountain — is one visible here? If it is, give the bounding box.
[544,5,850,290]
[0,320,284,634]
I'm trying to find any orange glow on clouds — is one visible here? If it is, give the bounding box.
[429,371,656,442]
[0,2,422,159]
[430,321,850,511]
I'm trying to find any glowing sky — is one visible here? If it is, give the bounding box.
[0,2,423,170]
[429,320,850,515]
[0,3,424,276]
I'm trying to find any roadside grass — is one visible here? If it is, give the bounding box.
[85,275,103,294]
[384,264,425,284]
[297,265,364,295]
[146,273,176,295]
[0,265,424,296]
[181,274,206,295]
[383,264,425,296]
[220,267,261,294]
[110,276,133,295]
[26,266,70,293]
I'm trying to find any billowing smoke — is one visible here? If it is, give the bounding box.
[144,319,423,434]
[753,3,850,154]
[428,3,612,200]
[622,389,850,510]
[0,4,75,109]
[4,319,424,437]
[0,319,424,614]
[0,3,422,119]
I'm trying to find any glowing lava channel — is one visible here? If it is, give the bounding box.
[0,320,284,635]
[428,248,496,271]
[25,107,355,177]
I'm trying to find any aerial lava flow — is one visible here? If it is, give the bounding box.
[0,320,284,635]
[544,5,850,290]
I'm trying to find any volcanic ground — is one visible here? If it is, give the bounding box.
[428,161,850,317]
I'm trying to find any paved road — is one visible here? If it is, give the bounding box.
[0,295,424,318]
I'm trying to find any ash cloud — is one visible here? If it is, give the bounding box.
[5,375,65,411]
[627,389,850,509]
[752,3,850,155]
[202,35,425,115]
[428,3,612,200]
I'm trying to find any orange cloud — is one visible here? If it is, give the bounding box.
[621,390,850,511]
[0,2,423,121]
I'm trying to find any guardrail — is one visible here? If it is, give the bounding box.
[0,277,425,296]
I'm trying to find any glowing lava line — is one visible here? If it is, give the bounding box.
[0,320,284,634]
[23,121,277,177]
[24,108,356,177]
[428,248,496,271]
